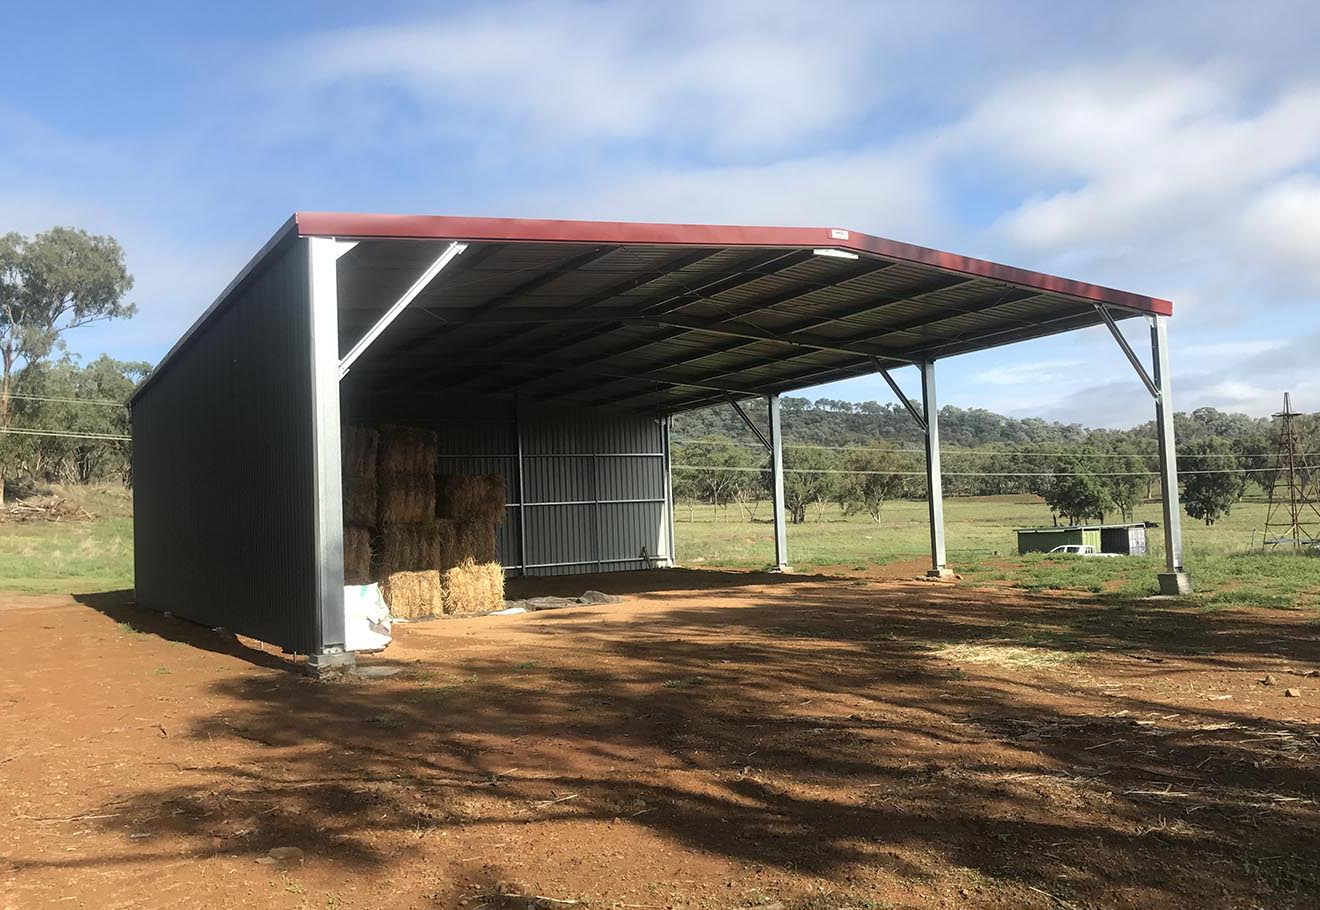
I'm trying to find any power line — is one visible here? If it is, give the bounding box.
[672,464,1284,478]
[672,438,1316,459]
[0,427,131,441]
[8,393,126,407]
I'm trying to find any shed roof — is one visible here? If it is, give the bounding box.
[137,212,1174,413]
[1015,524,1149,532]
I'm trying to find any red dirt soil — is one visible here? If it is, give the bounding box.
[2,569,1319,909]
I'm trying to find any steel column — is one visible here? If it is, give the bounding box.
[663,415,676,566]
[920,360,952,578]
[515,402,529,577]
[307,237,348,656]
[767,393,790,572]
[1151,315,1191,593]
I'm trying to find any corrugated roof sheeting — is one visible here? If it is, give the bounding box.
[336,234,1157,413]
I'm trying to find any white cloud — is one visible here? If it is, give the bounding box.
[1178,339,1286,361]
[972,359,1084,386]
[284,0,899,156]
[1239,174,1320,291]
[523,145,946,240]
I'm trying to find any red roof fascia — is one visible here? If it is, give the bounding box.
[294,212,1173,316]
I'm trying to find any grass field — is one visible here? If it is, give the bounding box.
[0,484,134,594]
[677,494,1320,610]
[2,484,1318,611]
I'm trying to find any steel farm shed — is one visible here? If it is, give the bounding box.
[130,212,1191,666]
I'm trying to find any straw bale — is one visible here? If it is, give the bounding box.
[378,522,439,572]
[435,474,507,525]
[380,570,442,619]
[341,426,379,526]
[378,425,438,476]
[343,526,373,585]
[442,559,506,615]
[435,518,498,570]
[378,472,436,525]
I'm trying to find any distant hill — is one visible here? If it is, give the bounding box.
[672,395,1273,451]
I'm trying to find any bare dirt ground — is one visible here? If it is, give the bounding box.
[3,569,1320,910]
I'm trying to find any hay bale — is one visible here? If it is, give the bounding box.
[341,426,379,526]
[435,518,498,570]
[378,425,437,476]
[378,523,441,618]
[343,526,373,585]
[435,474,507,525]
[442,559,505,615]
[380,570,442,620]
[379,523,439,572]
[378,472,436,525]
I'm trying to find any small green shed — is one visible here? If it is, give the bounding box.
[1016,523,1148,555]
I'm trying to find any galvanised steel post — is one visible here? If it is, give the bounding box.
[767,393,790,572]
[921,360,952,578]
[1151,315,1191,594]
[663,415,676,566]
[515,400,528,577]
[307,237,348,661]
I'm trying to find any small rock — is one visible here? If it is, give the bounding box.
[1261,674,1277,686]
[353,665,403,679]
[1284,688,1303,698]
[266,846,304,863]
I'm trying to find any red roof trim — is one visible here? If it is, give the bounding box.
[294,211,1174,316]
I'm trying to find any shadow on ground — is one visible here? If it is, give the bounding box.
[24,573,1320,907]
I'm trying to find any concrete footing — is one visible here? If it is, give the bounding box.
[1157,572,1193,596]
[305,649,356,678]
[926,567,957,580]
[768,565,794,574]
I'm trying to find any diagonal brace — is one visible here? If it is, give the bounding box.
[1097,305,1159,399]
[874,360,926,433]
[726,394,772,451]
[339,241,467,379]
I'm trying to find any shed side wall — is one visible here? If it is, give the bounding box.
[132,241,320,652]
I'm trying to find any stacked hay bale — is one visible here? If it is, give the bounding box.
[341,426,378,585]
[376,426,442,619]
[435,474,507,614]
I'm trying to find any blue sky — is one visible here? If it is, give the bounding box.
[3,0,1319,427]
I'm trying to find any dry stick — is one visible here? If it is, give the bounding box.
[535,793,579,807]
[14,812,121,823]
[1027,884,1081,910]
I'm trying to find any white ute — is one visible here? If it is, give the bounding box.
[1047,544,1119,557]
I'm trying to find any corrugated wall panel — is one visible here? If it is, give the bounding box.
[131,240,320,652]
[519,412,667,576]
[339,402,669,578]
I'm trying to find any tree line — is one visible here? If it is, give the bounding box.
[0,227,138,498]
[672,401,1319,527]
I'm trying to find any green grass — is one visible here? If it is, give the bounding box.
[0,484,133,594]
[677,495,1320,611]
[3,484,1317,614]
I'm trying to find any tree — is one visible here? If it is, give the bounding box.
[0,228,135,425]
[836,445,914,524]
[1043,455,1112,525]
[671,436,758,513]
[1181,436,1244,525]
[782,445,841,523]
[0,228,134,502]
[5,355,145,488]
[1103,450,1147,522]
